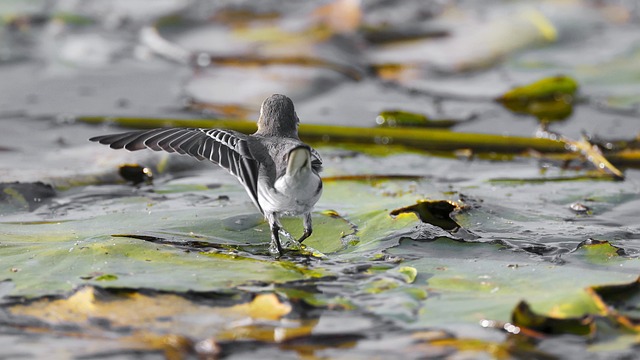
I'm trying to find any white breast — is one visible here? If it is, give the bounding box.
[258,168,322,216]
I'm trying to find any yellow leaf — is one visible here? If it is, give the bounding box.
[229,293,292,320]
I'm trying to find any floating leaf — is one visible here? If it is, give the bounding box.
[228,293,291,321]
[375,110,464,129]
[390,200,462,231]
[498,76,578,102]
[570,239,626,265]
[94,274,118,281]
[498,76,578,123]
[0,182,56,213]
[511,300,596,337]
[587,277,640,332]
[396,266,418,284]
[427,338,512,359]
[501,96,574,122]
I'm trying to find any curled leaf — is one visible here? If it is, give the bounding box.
[390,200,462,231]
[587,276,640,332]
[396,266,418,284]
[511,301,596,338]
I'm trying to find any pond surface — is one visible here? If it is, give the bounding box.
[1,1,640,359]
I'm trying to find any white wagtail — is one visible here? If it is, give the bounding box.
[90,94,323,256]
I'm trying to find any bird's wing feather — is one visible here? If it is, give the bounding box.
[310,148,323,173]
[90,128,263,213]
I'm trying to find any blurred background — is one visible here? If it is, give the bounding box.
[1,0,639,131]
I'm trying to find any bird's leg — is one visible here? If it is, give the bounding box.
[267,212,283,256]
[298,212,313,243]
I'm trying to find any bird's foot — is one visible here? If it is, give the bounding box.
[279,229,302,250]
[268,241,283,258]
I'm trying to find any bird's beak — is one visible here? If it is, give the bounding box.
[286,147,311,176]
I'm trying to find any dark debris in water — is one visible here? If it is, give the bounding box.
[118,164,153,185]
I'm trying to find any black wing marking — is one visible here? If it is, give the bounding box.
[90,128,263,213]
[310,148,323,173]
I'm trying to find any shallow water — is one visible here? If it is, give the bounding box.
[1,1,640,358]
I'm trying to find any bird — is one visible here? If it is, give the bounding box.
[90,94,323,256]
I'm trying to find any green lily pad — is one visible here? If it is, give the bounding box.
[498,75,578,102]
[375,110,463,129]
[569,239,627,265]
[511,300,596,337]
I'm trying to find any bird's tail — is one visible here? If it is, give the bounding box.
[286,147,311,176]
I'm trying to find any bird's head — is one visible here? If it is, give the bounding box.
[256,94,299,138]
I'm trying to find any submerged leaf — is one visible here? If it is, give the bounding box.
[511,301,596,337]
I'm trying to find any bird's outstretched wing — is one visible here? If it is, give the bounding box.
[90,128,262,213]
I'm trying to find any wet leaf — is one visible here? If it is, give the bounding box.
[375,110,465,129]
[94,274,118,281]
[390,200,462,231]
[570,239,626,265]
[427,338,513,359]
[587,277,640,332]
[6,285,307,354]
[498,76,578,123]
[511,300,596,337]
[0,181,56,213]
[501,96,574,122]
[498,76,578,102]
[396,266,418,284]
[228,293,291,321]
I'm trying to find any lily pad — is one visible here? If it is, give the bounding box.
[511,300,596,337]
[498,76,578,102]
